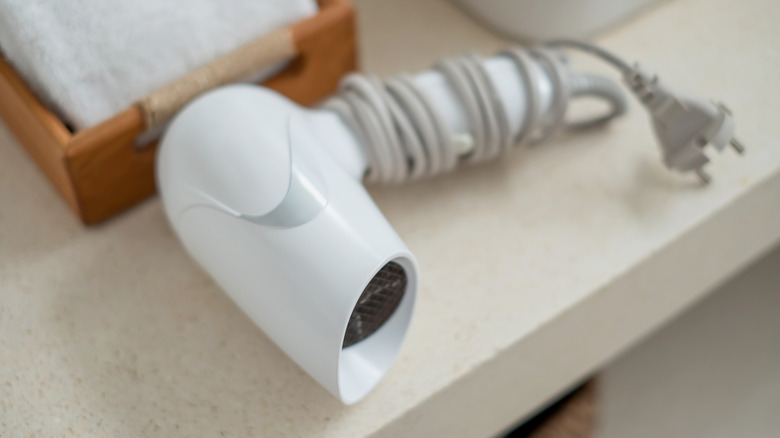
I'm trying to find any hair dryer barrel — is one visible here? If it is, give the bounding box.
[157,86,418,404]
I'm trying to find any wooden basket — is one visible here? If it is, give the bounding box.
[0,0,357,224]
[506,379,598,438]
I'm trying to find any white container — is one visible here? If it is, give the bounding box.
[450,0,664,41]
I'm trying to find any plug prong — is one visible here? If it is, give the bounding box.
[729,138,745,155]
[695,168,712,184]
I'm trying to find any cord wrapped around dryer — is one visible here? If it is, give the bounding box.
[324,47,628,184]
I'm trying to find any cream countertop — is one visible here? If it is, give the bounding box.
[1,0,779,436]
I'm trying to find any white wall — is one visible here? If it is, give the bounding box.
[597,244,780,438]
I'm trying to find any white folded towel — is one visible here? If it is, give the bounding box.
[0,0,317,130]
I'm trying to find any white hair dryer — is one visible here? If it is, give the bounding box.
[157,42,739,403]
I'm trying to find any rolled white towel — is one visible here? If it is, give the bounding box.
[0,0,317,130]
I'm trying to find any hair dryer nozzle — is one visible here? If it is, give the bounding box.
[157,85,418,403]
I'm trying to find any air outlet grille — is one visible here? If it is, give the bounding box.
[342,261,407,348]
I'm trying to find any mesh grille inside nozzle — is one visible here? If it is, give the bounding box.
[342,261,407,348]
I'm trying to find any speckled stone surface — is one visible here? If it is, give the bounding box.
[1,0,779,436]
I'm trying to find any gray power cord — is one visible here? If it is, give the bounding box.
[549,39,743,183]
[326,41,740,184]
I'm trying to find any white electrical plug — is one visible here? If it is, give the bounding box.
[624,64,743,183]
[549,39,743,183]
